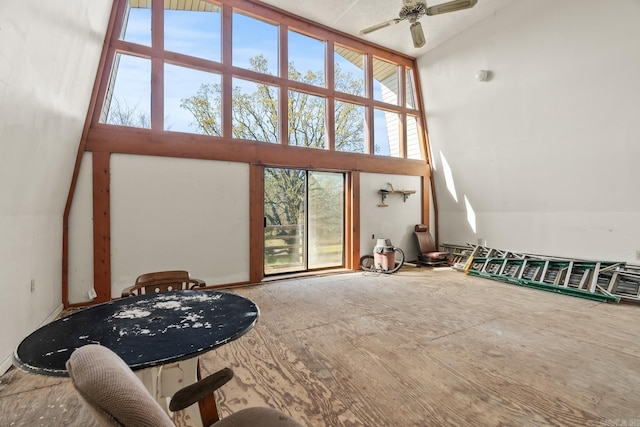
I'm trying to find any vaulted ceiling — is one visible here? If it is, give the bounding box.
[256,0,514,56]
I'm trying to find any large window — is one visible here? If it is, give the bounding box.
[334,45,365,97]
[164,64,222,134]
[99,0,425,161]
[232,12,278,76]
[100,53,151,128]
[289,30,325,87]
[374,109,400,158]
[335,100,365,154]
[288,91,326,148]
[232,78,279,143]
[119,1,151,46]
[407,115,423,160]
[165,2,222,62]
[373,57,399,106]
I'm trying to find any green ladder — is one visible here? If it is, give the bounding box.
[451,244,640,303]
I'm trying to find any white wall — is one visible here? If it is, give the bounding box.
[68,153,94,304]
[68,165,422,300]
[68,155,251,301]
[360,173,423,262]
[418,0,640,263]
[111,155,251,295]
[0,1,112,373]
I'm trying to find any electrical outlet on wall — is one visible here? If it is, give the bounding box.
[88,288,97,299]
[30,279,35,293]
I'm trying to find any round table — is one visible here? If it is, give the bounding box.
[13,290,259,376]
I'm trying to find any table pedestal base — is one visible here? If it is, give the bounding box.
[136,358,203,427]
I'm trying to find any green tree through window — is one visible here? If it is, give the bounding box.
[180,55,364,152]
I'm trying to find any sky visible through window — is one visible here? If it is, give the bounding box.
[166,10,222,62]
[107,3,408,155]
[233,12,278,75]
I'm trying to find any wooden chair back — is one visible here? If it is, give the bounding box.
[121,270,205,297]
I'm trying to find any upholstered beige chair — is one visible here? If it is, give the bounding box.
[66,345,303,427]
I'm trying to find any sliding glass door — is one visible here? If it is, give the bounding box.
[308,171,344,269]
[264,168,344,275]
[264,168,306,274]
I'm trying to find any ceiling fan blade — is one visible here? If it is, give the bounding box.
[426,0,478,16]
[359,18,402,35]
[410,21,426,48]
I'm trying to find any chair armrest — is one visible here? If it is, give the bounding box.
[189,278,206,289]
[169,367,234,412]
[121,285,135,297]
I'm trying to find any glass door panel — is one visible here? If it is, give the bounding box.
[264,168,306,275]
[308,171,344,269]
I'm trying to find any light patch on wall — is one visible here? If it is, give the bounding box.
[464,195,477,234]
[439,151,458,202]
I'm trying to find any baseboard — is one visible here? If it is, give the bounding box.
[0,354,13,376]
[42,303,65,326]
[1,303,64,375]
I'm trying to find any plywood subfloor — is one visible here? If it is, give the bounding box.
[2,267,639,426]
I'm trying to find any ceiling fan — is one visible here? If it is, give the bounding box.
[359,0,478,48]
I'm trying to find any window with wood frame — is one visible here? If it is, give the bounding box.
[96,0,426,161]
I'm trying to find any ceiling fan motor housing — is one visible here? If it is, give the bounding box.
[399,2,427,21]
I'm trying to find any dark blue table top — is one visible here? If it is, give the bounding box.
[13,290,259,377]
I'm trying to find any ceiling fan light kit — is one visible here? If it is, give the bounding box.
[359,0,478,48]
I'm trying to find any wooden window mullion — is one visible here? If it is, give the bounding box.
[279,23,288,145]
[222,4,233,138]
[326,39,335,151]
[365,53,374,154]
[151,0,164,131]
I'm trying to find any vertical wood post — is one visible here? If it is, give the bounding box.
[249,164,265,283]
[350,171,361,269]
[92,152,111,302]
